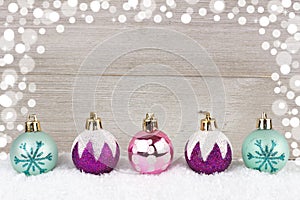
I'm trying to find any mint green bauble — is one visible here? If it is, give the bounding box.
[10,115,58,176]
[242,113,289,174]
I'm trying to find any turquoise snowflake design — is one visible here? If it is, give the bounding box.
[14,141,53,175]
[247,140,285,173]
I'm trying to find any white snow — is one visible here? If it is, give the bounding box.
[0,153,299,200]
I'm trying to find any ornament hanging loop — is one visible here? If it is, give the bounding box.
[25,114,41,132]
[143,113,158,132]
[256,112,272,130]
[86,112,103,131]
[199,111,218,131]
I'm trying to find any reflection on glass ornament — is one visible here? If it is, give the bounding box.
[10,114,58,176]
[242,113,289,174]
[185,111,232,174]
[71,112,120,175]
[128,113,174,174]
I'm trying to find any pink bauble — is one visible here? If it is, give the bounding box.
[128,130,173,174]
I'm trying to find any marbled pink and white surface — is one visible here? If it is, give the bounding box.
[128,130,173,174]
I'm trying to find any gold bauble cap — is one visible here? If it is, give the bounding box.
[85,112,103,131]
[199,111,217,131]
[25,114,41,132]
[143,113,158,132]
[256,112,272,130]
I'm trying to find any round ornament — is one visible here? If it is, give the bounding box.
[10,114,58,176]
[185,112,232,174]
[128,113,174,174]
[242,113,289,173]
[71,112,120,175]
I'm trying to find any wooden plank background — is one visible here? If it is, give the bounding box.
[0,0,298,160]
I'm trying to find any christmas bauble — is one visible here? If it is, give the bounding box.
[242,113,289,174]
[71,112,120,175]
[10,115,58,176]
[128,113,173,174]
[72,129,120,174]
[128,130,173,174]
[184,112,232,174]
[185,130,232,174]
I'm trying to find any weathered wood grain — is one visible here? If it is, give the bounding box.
[0,0,294,160]
[4,75,291,159]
